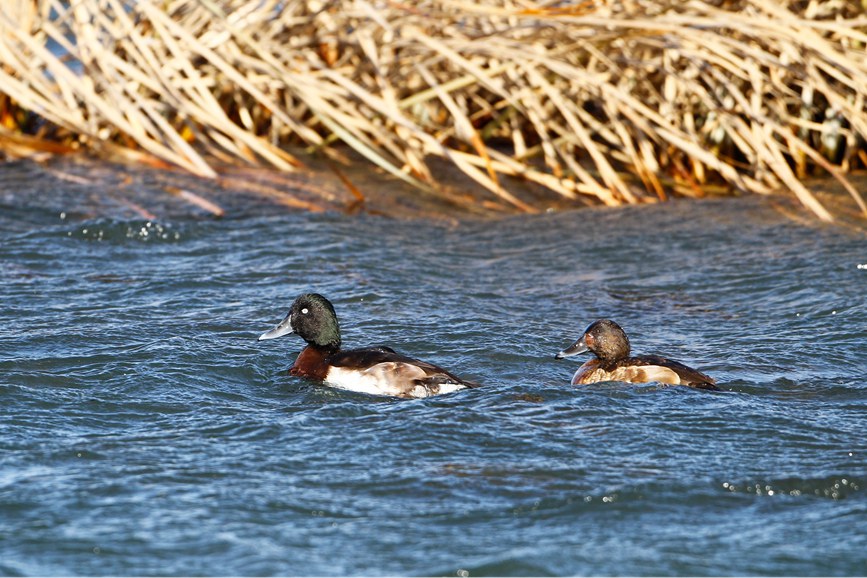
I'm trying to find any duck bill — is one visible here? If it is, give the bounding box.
[258,313,294,341]
[555,336,589,359]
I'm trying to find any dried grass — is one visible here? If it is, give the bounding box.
[2,0,867,220]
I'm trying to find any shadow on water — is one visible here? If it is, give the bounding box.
[1,159,865,576]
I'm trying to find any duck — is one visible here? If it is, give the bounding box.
[258,293,479,399]
[554,319,718,390]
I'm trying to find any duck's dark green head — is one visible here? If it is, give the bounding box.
[555,319,630,367]
[258,293,341,349]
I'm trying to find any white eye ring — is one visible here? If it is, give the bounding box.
[301,308,309,314]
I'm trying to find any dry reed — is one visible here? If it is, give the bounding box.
[2,0,867,220]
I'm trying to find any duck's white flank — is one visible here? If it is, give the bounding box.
[572,362,682,385]
[325,364,467,398]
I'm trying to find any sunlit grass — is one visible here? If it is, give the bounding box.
[1,0,866,220]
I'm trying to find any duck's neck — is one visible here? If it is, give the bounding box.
[597,355,627,372]
[290,344,337,380]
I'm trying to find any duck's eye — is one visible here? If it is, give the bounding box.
[301,308,309,315]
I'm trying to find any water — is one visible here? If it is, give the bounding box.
[1,167,866,575]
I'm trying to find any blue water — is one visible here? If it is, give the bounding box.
[1,178,866,575]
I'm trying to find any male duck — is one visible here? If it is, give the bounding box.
[555,319,718,390]
[258,293,478,399]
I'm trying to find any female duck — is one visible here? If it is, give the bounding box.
[258,293,478,399]
[555,319,717,390]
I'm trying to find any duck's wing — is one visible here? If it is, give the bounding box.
[632,355,718,390]
[327,347,478,398]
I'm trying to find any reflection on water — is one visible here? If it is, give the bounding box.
[1,159,865,576]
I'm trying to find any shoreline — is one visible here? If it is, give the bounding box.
[2,154,865,230]
[3,1,867,223]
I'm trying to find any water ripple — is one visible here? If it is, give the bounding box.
[1,196,865,575]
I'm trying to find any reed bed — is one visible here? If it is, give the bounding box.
[2,0,867,220]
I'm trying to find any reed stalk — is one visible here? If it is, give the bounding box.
[1,0,866,220]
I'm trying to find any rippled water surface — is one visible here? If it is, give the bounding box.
[1,170,866,575]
